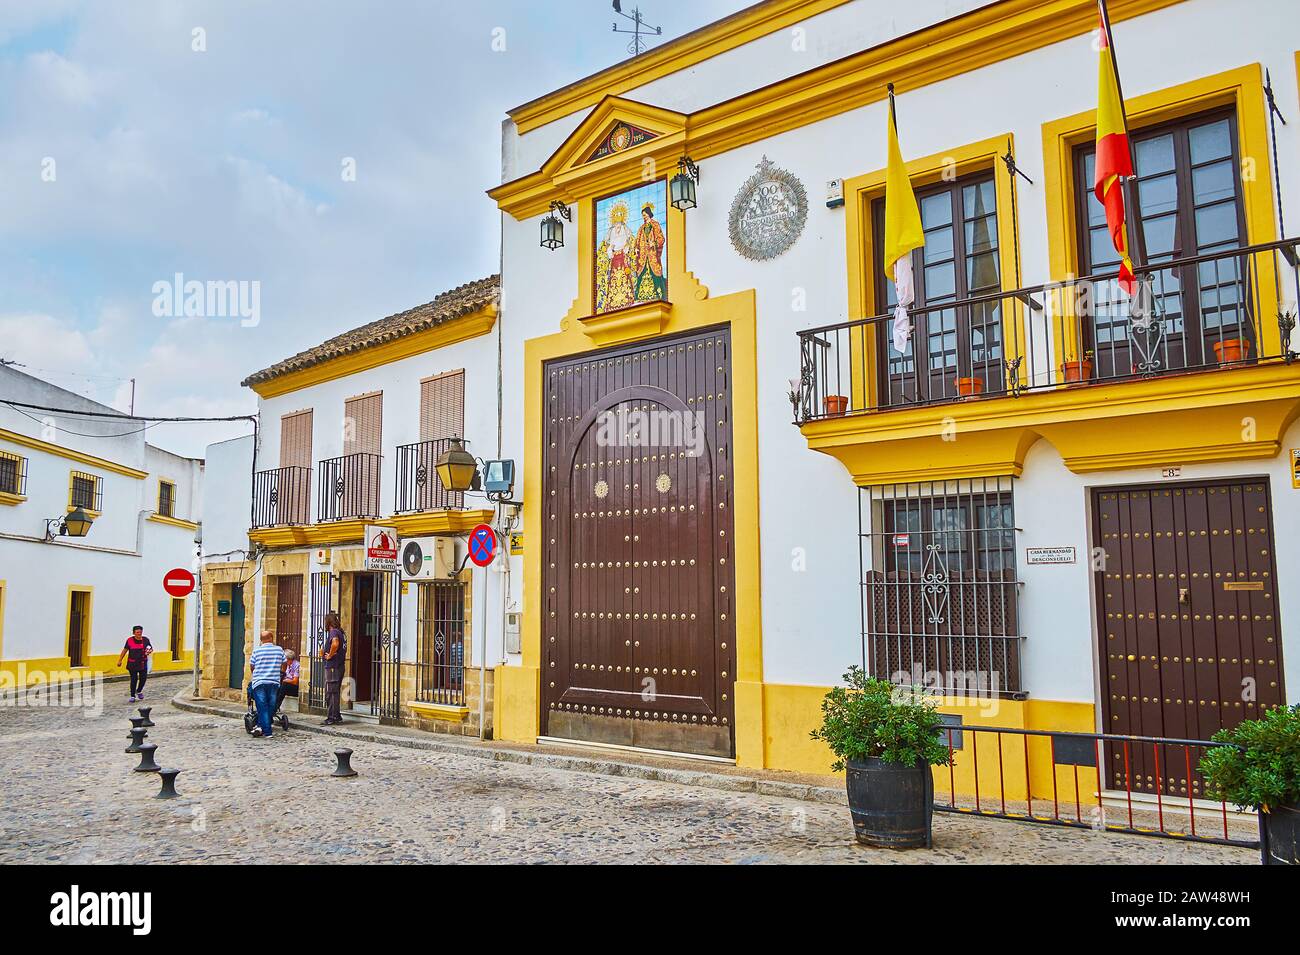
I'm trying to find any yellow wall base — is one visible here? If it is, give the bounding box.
[0,651,194,687]
[495,664,539,743]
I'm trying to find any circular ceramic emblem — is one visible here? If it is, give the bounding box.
[594,479,609,500]
[655,473,672,494]
[609,124,633,152]
[728,155,808,261]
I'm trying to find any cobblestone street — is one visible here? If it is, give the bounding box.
[0,675,1254,865]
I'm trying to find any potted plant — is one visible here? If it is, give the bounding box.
[811,667,952,849]
[956,377,983,397]
[1061,350,1094,384]
[1213,337,1251,364]
[822,394,849,416]
[1199,704,1300,865]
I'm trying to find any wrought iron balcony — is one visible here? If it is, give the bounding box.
[251,466,311,528]
[316,452,382,522]
[394,438,466,513]
[794,238,1299,422]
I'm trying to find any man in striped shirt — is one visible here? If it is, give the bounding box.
[248,631,286,738]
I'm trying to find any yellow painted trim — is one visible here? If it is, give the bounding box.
[408,700,470,722]
[67,469,102,514]
[249,509,495,548]
[576,299,673,346]
[148,513,200,531]
[801,360,1300,483]
[248,304,498,398]
[64,584,94,665]
[506,0,853,133]
[1042,63,1281,355]
[390,509,495,538]
[841,134,1025,406]
[492,0,1185,219]
[511,264,764,766]
[0,580,5,663]
[0,428,146,479]
[0,492,25,506]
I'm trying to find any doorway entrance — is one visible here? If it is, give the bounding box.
[540,326,737,758]
[274,574,304,656]
[228,583,246,690]
[1093,479,1285,798]
[346,569,402,721]
[67,589,90,668]
[351,573,377,704]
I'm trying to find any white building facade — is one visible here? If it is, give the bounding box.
[0,366,203,685]
[487,0,1300,796]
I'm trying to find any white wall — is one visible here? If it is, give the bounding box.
[498,0,1300,694]
[201,434,254,559]
[0,367,202,665]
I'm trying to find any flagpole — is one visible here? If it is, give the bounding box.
[1097,0,1149,271]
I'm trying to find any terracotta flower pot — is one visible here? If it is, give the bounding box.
[956,377,984,398]
[1061,359,1093,384]
[1213,338,1250,364]
[823,394,849,417]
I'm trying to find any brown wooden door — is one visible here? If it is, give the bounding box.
[1094,480,1285,798]
[542,327,736,757]
[68,591,88,668]
[275,575,303,656]
[351,573,376,703]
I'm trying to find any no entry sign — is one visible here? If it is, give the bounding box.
[468,524,497,567]
[163,568,195,597]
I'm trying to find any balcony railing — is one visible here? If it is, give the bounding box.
[795,239,1300,422]
[317,452,382,522]
[394,438,466,513]
[252,466,311,528]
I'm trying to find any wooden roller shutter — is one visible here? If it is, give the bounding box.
[280,410,313,469]
[419,370,465,442]
[344,392,383,455]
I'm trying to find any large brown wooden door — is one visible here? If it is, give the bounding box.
[1094,480,1285,797]
[542,327,736,757]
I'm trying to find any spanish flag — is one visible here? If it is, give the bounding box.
[1094,3,1136,295]
[883,87,925,353]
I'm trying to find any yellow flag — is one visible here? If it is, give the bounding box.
[883,95,924,279]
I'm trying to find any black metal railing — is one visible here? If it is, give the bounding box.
[415,580,467,706]
[69,471,103,511]
[316,452,382,522]
[0,451,27,497]
[251,466,311,527]
[931,723,1257,848]
[795,238,1300,421]
[395,438,466,513]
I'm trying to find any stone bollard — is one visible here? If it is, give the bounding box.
[127,717,148,741]
[126,727,149,754]
[138,706,155,728]
[156,768,181,799]
[134,743,161,773]
[331,748,358,778]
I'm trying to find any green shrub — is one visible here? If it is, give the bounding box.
[810,666,954,773]
[1198,705,1300,811]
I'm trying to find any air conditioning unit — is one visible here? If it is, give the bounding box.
[399,536,455,581]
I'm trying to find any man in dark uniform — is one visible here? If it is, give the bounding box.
[321,612,347,725]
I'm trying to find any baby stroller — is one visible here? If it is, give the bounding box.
[243,685,290,735]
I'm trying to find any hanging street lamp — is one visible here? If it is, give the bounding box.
[540,200,572,251]
[670,156,699,211]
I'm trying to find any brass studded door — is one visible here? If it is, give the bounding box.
[542,327,735,758]
[1094,480,1285,797]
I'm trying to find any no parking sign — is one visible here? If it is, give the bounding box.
[468,524,497,567]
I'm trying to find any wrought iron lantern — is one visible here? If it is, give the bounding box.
[540,200,571,251]
[670,156,699,211]
[45,505,95,541]
[435,439,480,493]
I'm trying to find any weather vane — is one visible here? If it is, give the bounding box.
[612,1,662,57]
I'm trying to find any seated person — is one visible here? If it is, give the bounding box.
[276,650,300,713]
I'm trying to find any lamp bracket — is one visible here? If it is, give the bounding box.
[678,156,699,182]
[549,200,572,222]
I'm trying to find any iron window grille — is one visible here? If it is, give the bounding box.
[69,470,102,512]
[0,451,27,497]
[416,580,467,706]
[158,481,175,518]
[860,477,1025,698]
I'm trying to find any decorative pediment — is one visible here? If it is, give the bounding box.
[492,96,688,217]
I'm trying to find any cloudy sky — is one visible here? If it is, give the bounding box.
[0,0,746,456]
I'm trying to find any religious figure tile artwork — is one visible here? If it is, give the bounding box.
[594,180,668,314]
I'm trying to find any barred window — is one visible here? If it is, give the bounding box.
[69,471,102,511]
[158,480,175,517]
[861,477,1023,698]
[0,451,25,496]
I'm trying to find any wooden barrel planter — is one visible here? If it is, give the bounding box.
[1261,803,1300,865]
[845,757,934,849]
